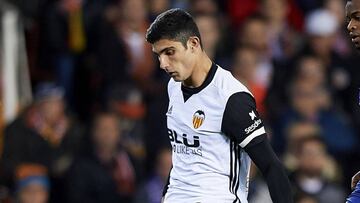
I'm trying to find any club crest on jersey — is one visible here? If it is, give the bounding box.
[192,110,205,129]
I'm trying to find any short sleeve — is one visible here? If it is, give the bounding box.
[221,92,266,148]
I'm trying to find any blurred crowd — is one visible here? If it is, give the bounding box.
[0,0,360,203]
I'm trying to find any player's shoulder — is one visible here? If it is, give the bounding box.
[213,65,253,100]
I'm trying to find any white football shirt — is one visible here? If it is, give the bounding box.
[163,63,266,203]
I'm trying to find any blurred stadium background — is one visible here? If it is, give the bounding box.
[0,0,359,202]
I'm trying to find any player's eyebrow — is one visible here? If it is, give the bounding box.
[350,10,360,17]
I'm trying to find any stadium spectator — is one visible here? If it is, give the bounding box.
[40,0,103,109]
[194,13,231,69]
[135,147,172,203]
[107,84,147,179]
[194,13,220,61]
[66,112,136,203]
[226,0,258,29]
[295,56,327,88]
[0,83,84,202]
[237,15,274,94]
[117,0,156,91]
[282,121,322,171]
[189,0,219,15]
[232,45,267,116]
[259,0,302,61]
[289,136,346,203]
[148,0,170,21]
[302,9,352,108]
[227,0,303,34]
[273,78,357,156]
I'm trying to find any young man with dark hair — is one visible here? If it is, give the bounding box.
[345,1,360,202]
[146,8,293,203]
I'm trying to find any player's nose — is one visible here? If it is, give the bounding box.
[347,19,356,32]
[159,56,169,70]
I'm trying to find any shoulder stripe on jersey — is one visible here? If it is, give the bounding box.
[233,143,239,195]
[229,140,241,203]
[229,141,234,193]
[234,145,241,202]
[239,126,266,148]
[234,144,242,203]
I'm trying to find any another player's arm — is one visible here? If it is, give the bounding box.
[222,92,293,203]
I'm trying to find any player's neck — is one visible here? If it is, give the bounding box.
[183,52,212,88]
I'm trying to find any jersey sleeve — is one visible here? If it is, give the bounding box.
[221,92,266,148]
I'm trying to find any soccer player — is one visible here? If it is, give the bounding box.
[347,0,360,50]
[145,8,293,203]
[346,0,360,202]
[347,171,360,203]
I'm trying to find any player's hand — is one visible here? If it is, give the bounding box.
[351,171,360,190]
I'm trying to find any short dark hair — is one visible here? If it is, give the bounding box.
[146,8,202,48]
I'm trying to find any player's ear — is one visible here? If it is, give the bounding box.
[187,37,200,51]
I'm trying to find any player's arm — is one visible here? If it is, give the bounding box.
[245,137,293,203]
[222,92,293,203]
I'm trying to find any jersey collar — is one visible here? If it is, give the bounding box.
[181,62,218,102]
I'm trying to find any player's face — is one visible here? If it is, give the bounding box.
[346,0,360,49]
[152,39,196,82]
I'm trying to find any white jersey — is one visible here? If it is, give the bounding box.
[164,63,266,203]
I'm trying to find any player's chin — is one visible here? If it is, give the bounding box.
[172,76,182,82]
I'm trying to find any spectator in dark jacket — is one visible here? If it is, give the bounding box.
[66,111,136,203]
